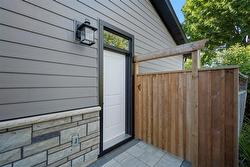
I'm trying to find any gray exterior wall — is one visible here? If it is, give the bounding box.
[0,0,183,120]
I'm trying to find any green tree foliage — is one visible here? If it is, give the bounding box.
[182,0,250,65]
[103,31,128,50]
[213,45,250,122]
[183,0,250,48]
[183,1,250,165]
[212,44,250,75]
[184,58,192,70]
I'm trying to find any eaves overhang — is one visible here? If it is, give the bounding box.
[150,0,187,45]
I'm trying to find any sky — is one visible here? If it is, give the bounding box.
[170,0,186,23]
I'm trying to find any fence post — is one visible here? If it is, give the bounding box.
[191,50,199,167]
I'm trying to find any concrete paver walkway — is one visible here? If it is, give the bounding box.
[90,140,186,167]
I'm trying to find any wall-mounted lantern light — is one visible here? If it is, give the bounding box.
[74,19,97,46]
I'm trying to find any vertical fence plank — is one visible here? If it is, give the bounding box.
[198,71,212,167]
[134,68,238,167]
[211,70,225,166]
[178,73,184,157]
[167,73,172,151]
[152,75,158,146]
[147,75,153,144]
[142,76,147,141]
[191,50,199,167]
[137,75,142,139]
[185,72,192,161]
[170,73,176,154]
[158,74,164,148]
[182,72,187,159]
[163,74,169,150]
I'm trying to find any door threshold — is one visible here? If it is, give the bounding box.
[99,134,133,157]
[103,134,131,150]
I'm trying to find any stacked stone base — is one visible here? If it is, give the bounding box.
[0,108,100,167]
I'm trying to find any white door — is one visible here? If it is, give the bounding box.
[103,50,126,146]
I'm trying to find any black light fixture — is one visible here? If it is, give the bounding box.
[74,19,97,46]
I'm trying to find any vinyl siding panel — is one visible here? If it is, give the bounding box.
[0,97,98,121]
[0,0,183,120]
[0,73,97,88]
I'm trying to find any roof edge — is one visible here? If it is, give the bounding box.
[150,0,187,45]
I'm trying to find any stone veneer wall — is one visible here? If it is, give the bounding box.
[0,109,100,167]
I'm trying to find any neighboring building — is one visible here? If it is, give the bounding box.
[0,0,186,166]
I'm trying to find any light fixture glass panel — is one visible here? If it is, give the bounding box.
[85,27,94,41]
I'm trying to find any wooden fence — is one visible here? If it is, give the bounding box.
[134,67,239,167]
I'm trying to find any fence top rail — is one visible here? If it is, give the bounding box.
[134,39,208,63]
[136,65,239,76]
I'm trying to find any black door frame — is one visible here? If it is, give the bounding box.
[98,20,134,156]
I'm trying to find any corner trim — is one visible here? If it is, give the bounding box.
[0,106,101,130]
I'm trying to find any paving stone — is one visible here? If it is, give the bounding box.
[33,117,71,131]
[136,142,148,149]
[155,155,183,167]
[72,115,82,122]
[102,159,122,167]
[127,145,145,157]
[91,140,183,167]
[33,122,77,137]
[114,151,132,162]
[48,142,71,154]
[136,144,165,167]
[0,128,31,153]
[117,153,147,167]
[87,121,99,135]
[85,149,99,162]
[0,148,21,166]
[59,161,71,167]
[23,137,59,157]
[81,136,99,150]
[159,153,183,167]
[60,124,86,144]
[13,151,46,167]
[138,150,164,167]
[83,111,99,119]
[48,145,80,164]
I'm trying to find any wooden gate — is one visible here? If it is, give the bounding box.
[134,68,239,167]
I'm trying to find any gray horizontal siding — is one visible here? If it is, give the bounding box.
[0,73,97,88]
[0,97,98,121]
[0,0,99,120]
[0,56,97,77]
[0,0,182,120]
[0,41,97,67]
[0,88,97,105]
